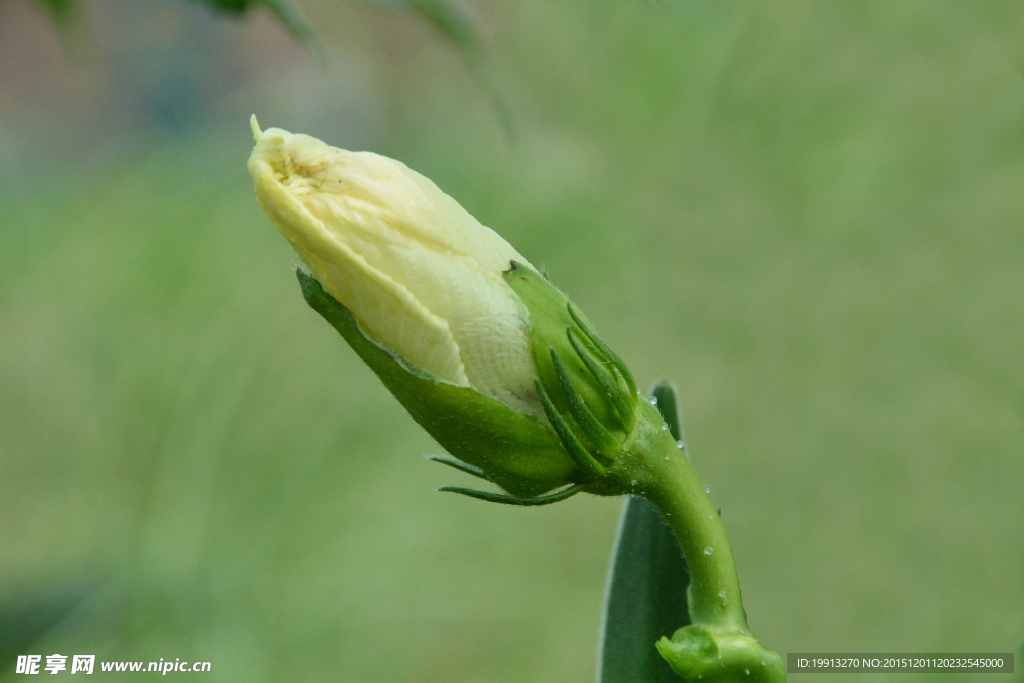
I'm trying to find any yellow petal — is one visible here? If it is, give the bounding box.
[248,121,543,416]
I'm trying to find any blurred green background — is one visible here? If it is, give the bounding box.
[1,1,1022,681]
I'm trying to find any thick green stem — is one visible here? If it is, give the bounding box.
[590,391,787,682]
[650,382,745,629]
[634,417,749,630]
[611,399,746,628]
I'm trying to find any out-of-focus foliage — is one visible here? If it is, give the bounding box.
[224,0,322,58]
[34,0,76,21]
[1,1,1022,682]
[402,0,483,57]
[33,0,321,56]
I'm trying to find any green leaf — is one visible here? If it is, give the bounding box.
[33,0,81,42]
[396,0,514,138]
[0,583,93,666]
[297,270,578,498]
[402,0,483,59]
[34,0,76,22]
[195,0,325,62]
[196,0,253,12]
[598,495,691,683]
[651,380,685,445]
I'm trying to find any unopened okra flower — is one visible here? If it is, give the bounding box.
[247,116,639,502]
[247,117,787,682]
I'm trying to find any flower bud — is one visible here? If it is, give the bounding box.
[247,116,538,416]
[247,117,637,501]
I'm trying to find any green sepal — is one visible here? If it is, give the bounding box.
[567,303,637,402]
[550,349,619,456]
[297,270,577,498]
[438,483,585,506]
[426,455,492,481]
[567,327,635,428]
[534,379,607,480]
[503,262,635,444]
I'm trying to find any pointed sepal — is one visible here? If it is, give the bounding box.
[298,270,577,498]
[438,483,585,506]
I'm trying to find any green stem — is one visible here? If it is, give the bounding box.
[592,388,786,682]
[614,399,746,629]
[648,382,745,629]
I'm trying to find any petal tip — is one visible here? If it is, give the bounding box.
[250,114,262,141]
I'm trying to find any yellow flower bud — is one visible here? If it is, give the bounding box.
[247,116,542,418]
[247,119,783,678]
[247,116,639,501]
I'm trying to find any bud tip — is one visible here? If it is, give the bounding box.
[250,114,262,141]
